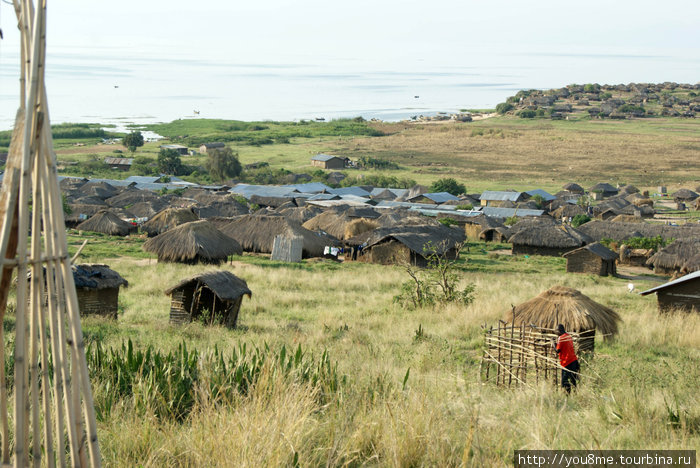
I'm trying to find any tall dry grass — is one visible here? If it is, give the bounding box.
[75,254,700,466]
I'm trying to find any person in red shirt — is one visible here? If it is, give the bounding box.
[554,324,579,393]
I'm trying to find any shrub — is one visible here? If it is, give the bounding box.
[518,109,536,119]
[455,203,473,210]
[571,214,591,227]
[430,178,465,196]
[496,102,514,114]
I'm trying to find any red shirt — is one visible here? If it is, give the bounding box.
[556,333,578,367]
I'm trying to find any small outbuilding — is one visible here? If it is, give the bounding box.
[310,153,348,170]
[165,270,252,328]
[73,264,129,319]
[76,210,137,236]
[142,207,200,237]
[199,142,225,153]
[103,157,133,171]
[159,144,189,155]
[640,270,700,313]
[562,242,617,276]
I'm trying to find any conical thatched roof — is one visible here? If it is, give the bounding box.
[143,220,242,263]
[195,199,249,219]
[106,188,161,208]
[619,184,639,194]
[562,183,584,194]
[302,210,358,240]
[220,214,338,257]
[127,200,169,219]
[76,210,136,236]
[507,285,621,337]
[79,181,119,199]
[165,270,251,301]
[142,207,199,237]
[589,183,618,194]
[672,188,699,201]
[275,205,323,224]
[73,195,108,206]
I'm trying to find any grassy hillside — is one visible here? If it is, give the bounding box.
[3,235,694,466]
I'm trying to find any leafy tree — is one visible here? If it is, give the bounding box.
[530,194,545,208]
[157,149,184,175]
[206,147,242,182]
[495,102,514,114]
[122,131,144,154]
[430,178,466,196]
[518,109,536,118]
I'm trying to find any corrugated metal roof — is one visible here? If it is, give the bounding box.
[307,193,341,200]
[422,192,460,203]
[328,187,371,198]
[104,157,133,166]
[159,144,188,149]
[282,182,331,193]
[311,153,343,162]
[229,184,299,199]
[480,190,524,202]
[639,270,700,296]
[525,189,557,202]
[86,178,134,187]
[125,176,160,184]
[481,207,545,218]
[409,208,482,218]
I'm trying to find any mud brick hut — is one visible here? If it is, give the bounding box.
[640,270,700,313]
[507,285,622,353]
[310,153,348,170]
[165,270,252,328]
[73,264,128,319]
[562,242,617,276]
[143,220,242,264]
[646,239,700,276]
[76,209,137,236]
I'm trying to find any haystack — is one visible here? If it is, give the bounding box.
[76,209,136,236]
[508,285,621,350]
[344,218,380,239]
[220,214,338,257]
[302,210,359,240]
[143,220,242,264]
[142,207,199,237]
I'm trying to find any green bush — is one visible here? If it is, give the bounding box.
[495,102,514,114]
[518,109,536,119]
[357,155,399,170]
[430,178,465,196]
[571,214,591,228]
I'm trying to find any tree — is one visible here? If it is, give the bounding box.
[157,149,184,175]
[122,131,144,154]
[430,178,466,196]
[495,102,514,114]
[206,147,242,182]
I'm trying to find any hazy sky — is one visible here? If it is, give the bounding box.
[2,0,698,65]
[0,0,698,126]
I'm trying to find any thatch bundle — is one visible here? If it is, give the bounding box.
[507,286,621,338]
[344,218,379,239]
[220,214,338,257]
[76,210,136,236]
[142,207,199,236]
[143,220,242,264]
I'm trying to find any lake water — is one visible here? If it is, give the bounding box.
[1,46,698,131]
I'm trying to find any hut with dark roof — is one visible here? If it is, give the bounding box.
[76,210,137,236]
[640,270,700,313]
[73,264,128,319]
[142,207,199,237]
[78,181,120,200]
[165,270,252,328]
[562,242,617,276]
[507,285,622,352]
[508,223,592,257]
[464,215,507,242]
[220,214,338,257]
[143,220,242,264]
[588,183,619,199]
[355,224,465,267]
[646,239,700,275]
[672,189,699,203]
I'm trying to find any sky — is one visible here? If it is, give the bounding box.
[0,0,698,126]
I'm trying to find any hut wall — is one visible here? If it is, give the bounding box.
[464,224,482,241]
[565,250,615,276]
[359,241,411,265]
[271,235,303,262]
[77,288,120,319]
[169,283,197,324]
[512,244,574,257]
[655,280,700,313]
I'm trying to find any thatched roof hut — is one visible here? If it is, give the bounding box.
[143,220,242,264]
[302,210,365,240]
[195,199,249,219]
[464,215,507,242]
[562,183,584,194]
[577,220,700,242]
[640,270,700,313]
[552,203,586,220]
[508,222,592,257]
[220,214,338,257]
[619,184,639,194]
[78,181,119,200]
[275,205,323,224]
[646,239,700,275]
[165,270,252,328]
[127,200,169,219]
[73,264,128,319]
[66,204,109,228]
[76,210,136,236]
[142,207,200,237]
[588,183,618,197]
[105,187,161,208]
[672,189,699,202]
[507,285,622,350]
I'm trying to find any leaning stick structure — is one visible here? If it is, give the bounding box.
[0,1,101,466]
